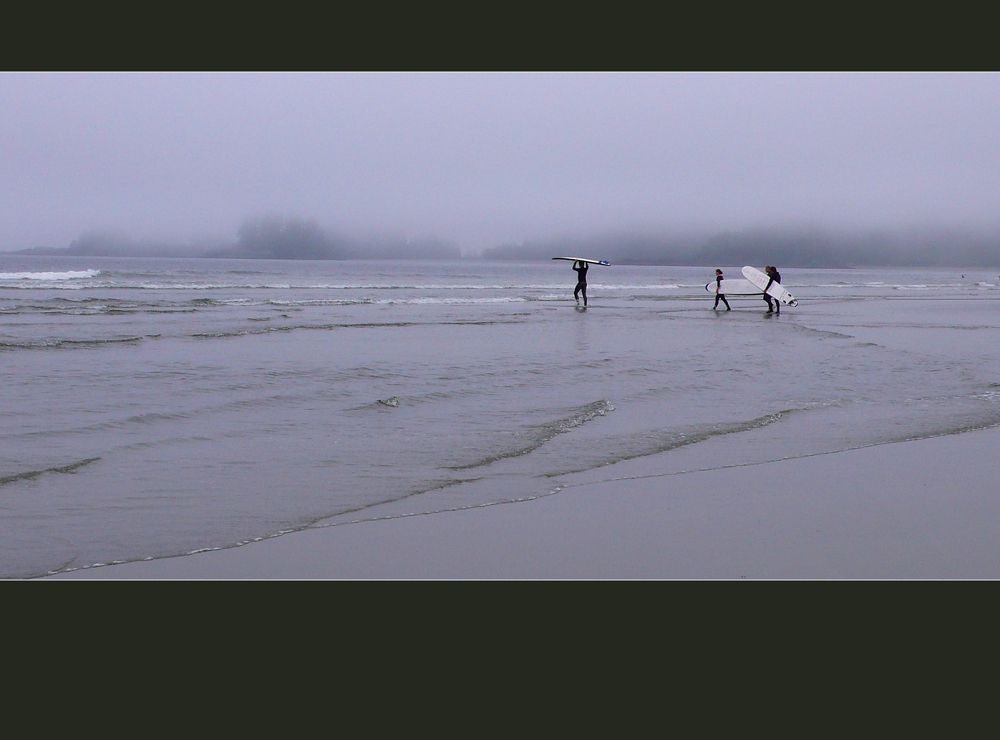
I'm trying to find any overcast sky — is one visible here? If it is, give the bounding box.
[2,72,999,254]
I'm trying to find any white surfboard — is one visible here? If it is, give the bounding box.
[704,278,761,296]
[552,257,611,266]
[741,266,798,306]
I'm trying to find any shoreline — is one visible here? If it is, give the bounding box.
[45,426,1000,579]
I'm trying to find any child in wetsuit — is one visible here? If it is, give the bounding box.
[714,269,731,310]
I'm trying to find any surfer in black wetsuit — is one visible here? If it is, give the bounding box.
[713,269,731,310]
[573,260,589,306]
[764,266,782,314]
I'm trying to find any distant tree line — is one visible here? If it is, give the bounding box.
[227,216,334,259]
[216,216,462,260]
[16,216,463,261]
[18,230,206,258]
[482,226,1000,268]
[16,220,1000,267]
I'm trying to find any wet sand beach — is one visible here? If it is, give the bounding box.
[47,425,1000,579]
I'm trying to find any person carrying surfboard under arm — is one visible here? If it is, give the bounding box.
[762,266,775,313]
[713,269,731,311]
[573,260,589,306]
[764,266,782,314]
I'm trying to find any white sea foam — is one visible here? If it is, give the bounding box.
[0,269,100,281]
[397,296,529,305]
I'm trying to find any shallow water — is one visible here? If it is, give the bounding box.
[2,255,999,578]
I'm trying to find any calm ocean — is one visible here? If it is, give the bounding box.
[3,254,999,578]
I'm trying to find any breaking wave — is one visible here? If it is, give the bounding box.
[449,400,616,470]
[0,336,145,351]
[545,410,795,476]
[0,270,100,281]
[1,457,101,487]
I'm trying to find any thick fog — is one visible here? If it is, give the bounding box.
[3,73,999,262]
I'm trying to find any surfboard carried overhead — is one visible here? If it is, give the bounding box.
[704,278,761,296]
[741,266,798,306]
[552,257,611,266]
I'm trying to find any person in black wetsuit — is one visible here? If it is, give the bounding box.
[764,265,782,314]
[573,260,589,306]
[761,266,774,312]
[713,269,731,310]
